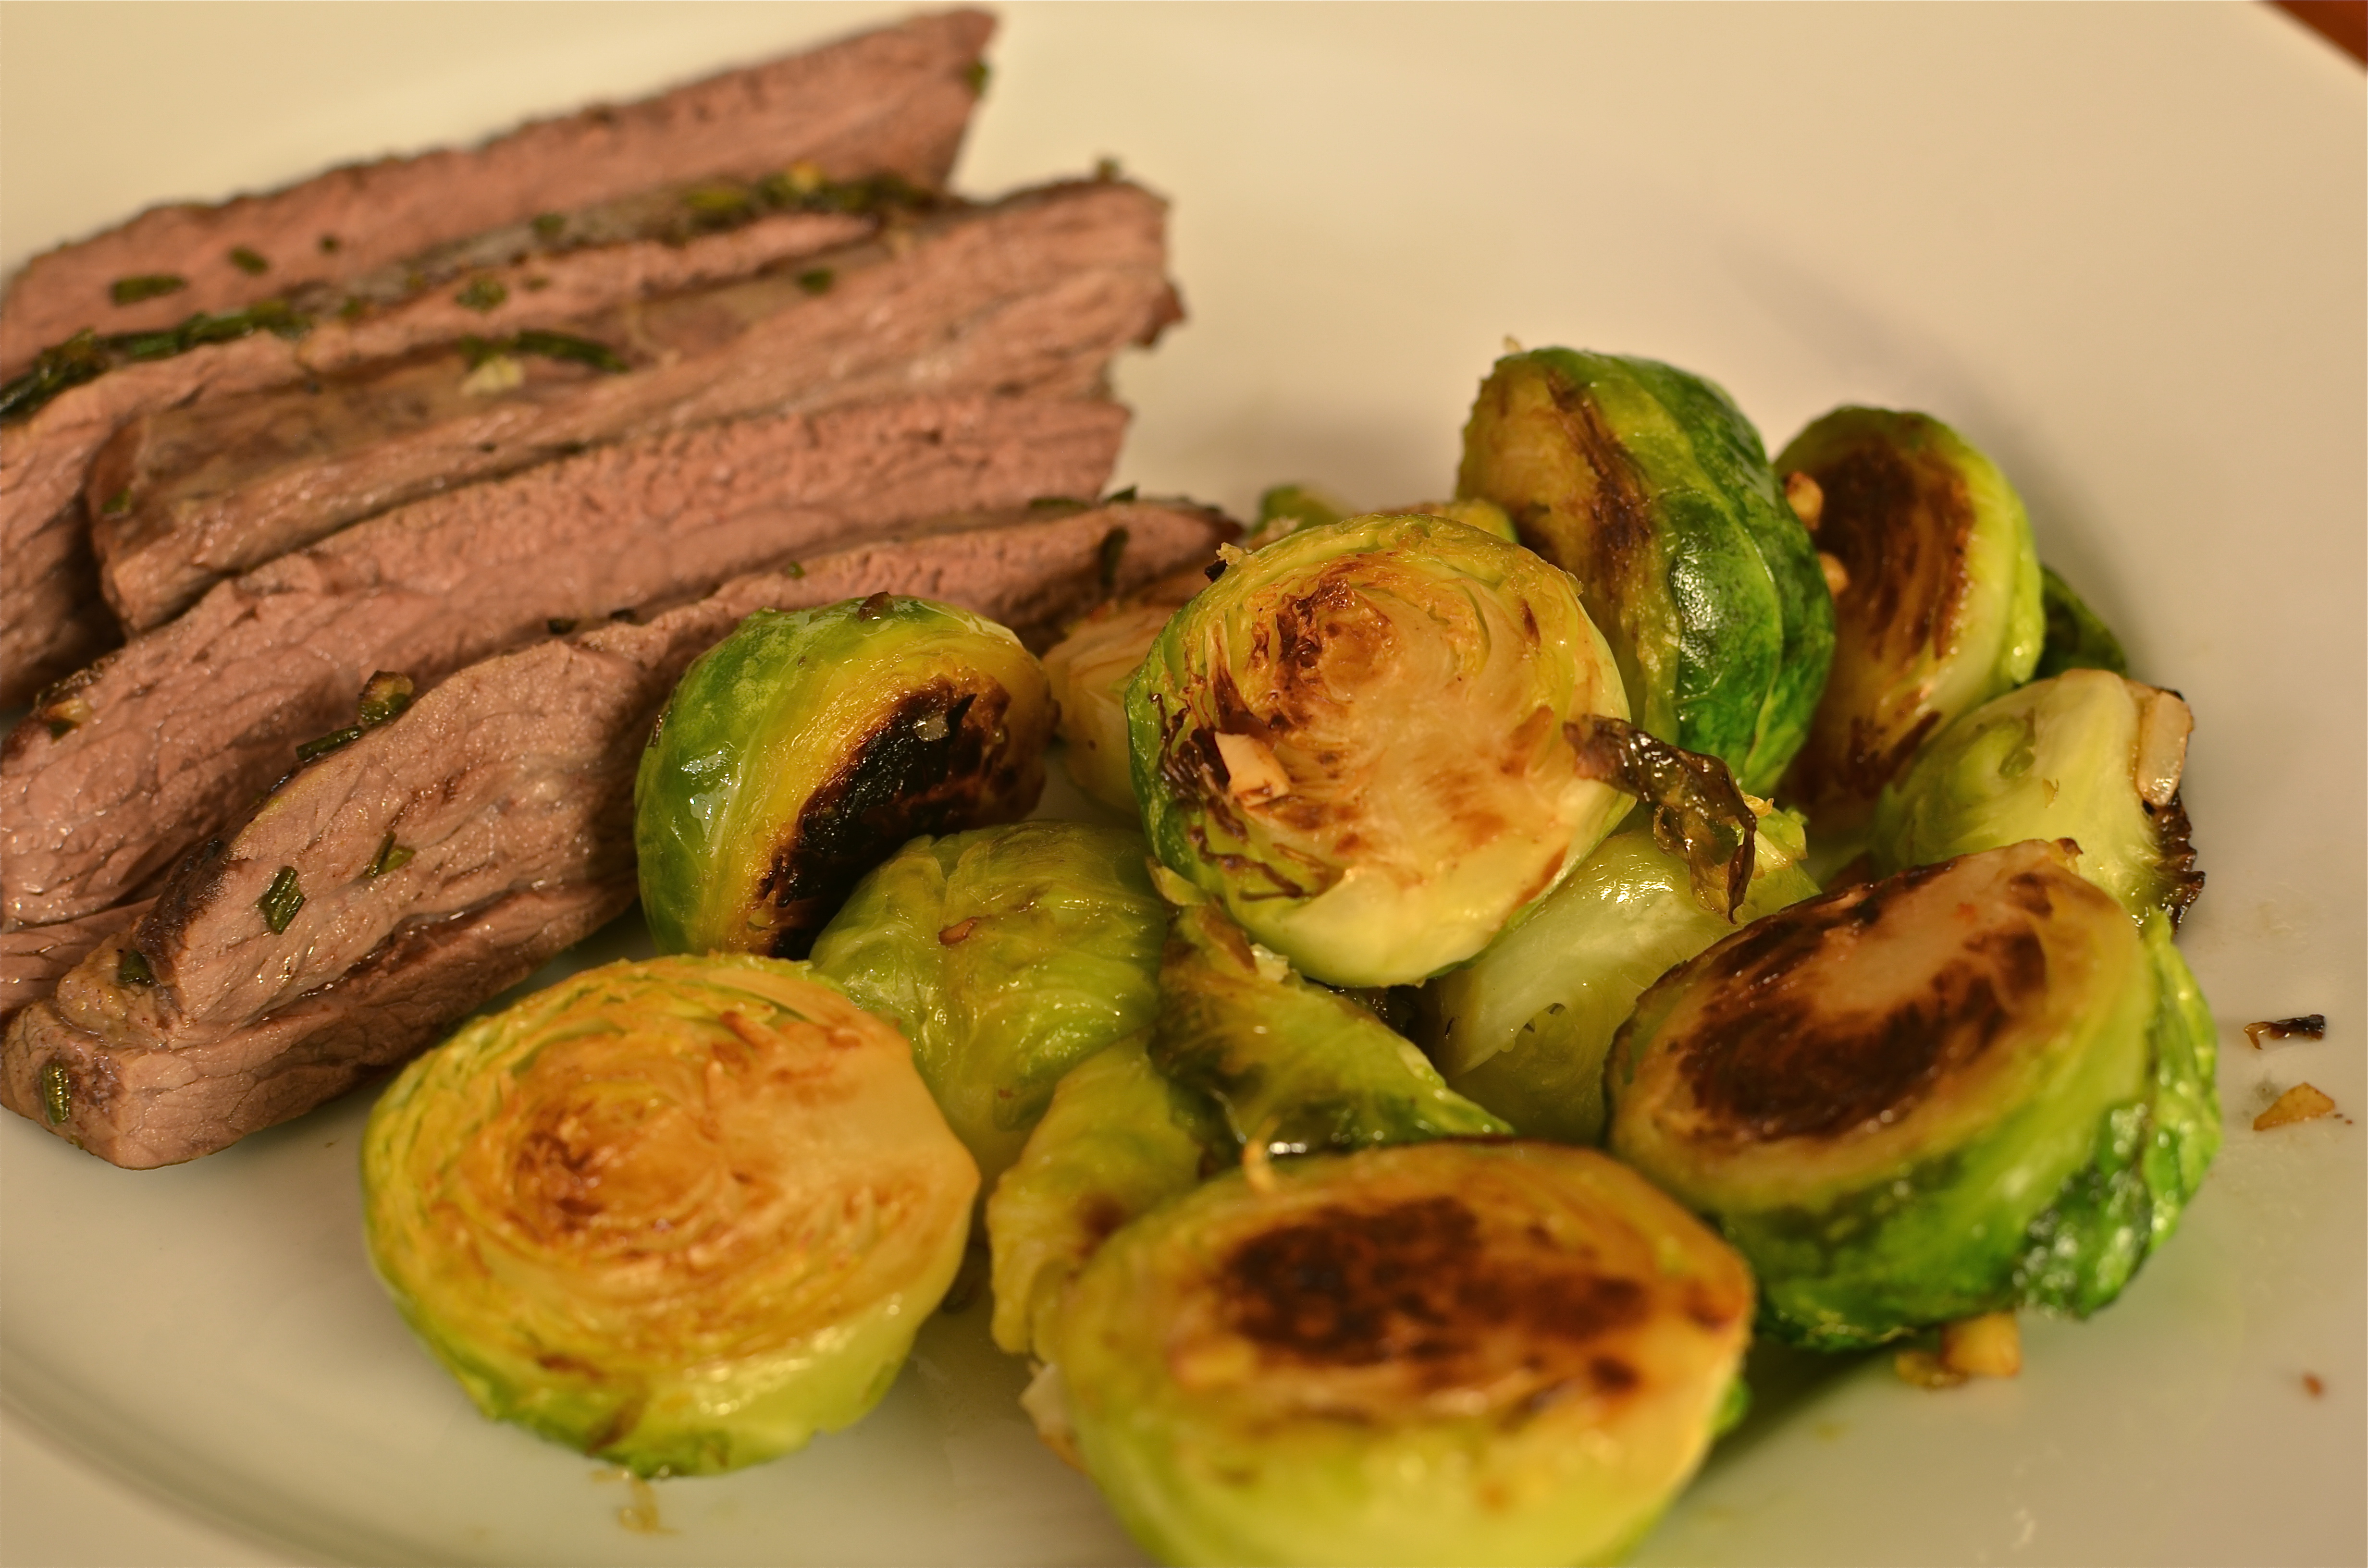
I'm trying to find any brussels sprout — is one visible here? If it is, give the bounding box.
[1425,809,1821,1145]
[361,955,977,1475]
[1128,513,1631,987]
[986,1033,1219,1358]
[1773,408,2044,833]
[1255,482,1349,536]
[636,595,1053,958]
[1047,1140,1754,1567]
[808,822,1168,1189]
[2034,564,2130,680]
[1152,899,1511,1159]
[1872,670,2201,924]
[1457,348,1834,794]
[1043,576,1203,814]
[1605,839,2218,1348]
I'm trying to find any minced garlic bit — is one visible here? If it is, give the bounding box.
[1213,731,1291,802]
[1783,470,1825,532]
[1940,1312,2022,1379]
[1818,551,1850,598]
[2254,1082,2338,1131]
[460,353,524,396]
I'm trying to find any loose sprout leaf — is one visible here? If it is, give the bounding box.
[1148,902,1510,1159]
[2035,564,2129,680]
[1564,714,1757,919]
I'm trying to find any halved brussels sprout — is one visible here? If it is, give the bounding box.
[1153,899,1510,1159]
[1872,670,2201,924]
[2034,564,2129,680]
[1425,809,1821,1145]
[1043,574,1203,815]
[1457,347,1834,794]
[808,822,1168,1190]
[1048,1140,1754,1567]
[636,595,1052,958]
[986,1033,1219,1359]
[362,955,978,1476]
[1774,407,2044,833]
[1128,513,1631,987]
[1605,839,2217,1348]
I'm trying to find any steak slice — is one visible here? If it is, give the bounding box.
[0,206,873,705]
[5,879,636,1169]
[2,393,1130,930]
[1,500,1237,1167]
[0,10,994,376]
[88,179,1176,628]
[0,901,150,1032]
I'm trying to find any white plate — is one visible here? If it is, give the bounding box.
[2,6,2361,1565]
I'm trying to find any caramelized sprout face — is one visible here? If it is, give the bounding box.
[635,597,1052,959]
[1425,810,1820,1146]
[361,956,978,1476]
[1773,407,2044,834]
[1048,1140,1754,1568]
[1152,900,1511,1160]
[1606,840,2216,1348]
[1457,347,1834,794]
[986,1033,1217,1359]
[1872,670,2201,924]
[1128,513,1631,988]
[808,822,1168,1191]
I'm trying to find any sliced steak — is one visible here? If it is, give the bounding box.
[0,901,150,1032]
[0,10,993,376]
[0,206,873,704]
[2,393,1130,931]
[89,179,1175,628]
[5,880,635,1169]
[1,500,1236,1167]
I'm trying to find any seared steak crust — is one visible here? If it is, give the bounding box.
[0,10,994,375]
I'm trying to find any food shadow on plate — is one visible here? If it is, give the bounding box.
[1706,1339,1878,1469]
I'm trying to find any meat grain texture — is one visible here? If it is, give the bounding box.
[90,180,1178,628]
[2,393,1135,931]
[0,9,993,703]
[2,502,1238,1166]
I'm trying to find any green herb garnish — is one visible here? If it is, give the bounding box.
[296,726,363,763]
[110,274,187,305]
[2,301,316,423]
[356,671,415,728]
[454,276,509,312]
[116,947,154,987]
[40,1062,72,1127]
[258,867,306,933]
[229,246,270,276]
[365,832,415,880]
[795,268,835,295]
